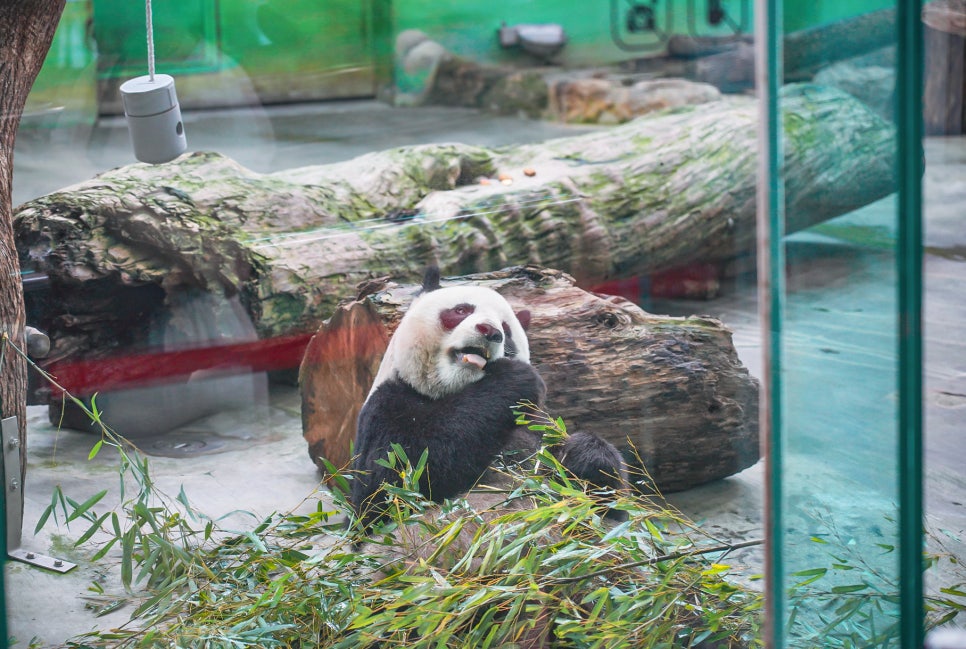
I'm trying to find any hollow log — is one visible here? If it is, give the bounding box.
[15,84,894,403]
[300,266,759,493]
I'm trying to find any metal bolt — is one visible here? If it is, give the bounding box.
[9,479,18,491]
[8,437,18,448]
[53,559,63,567]
[25,552,35,560]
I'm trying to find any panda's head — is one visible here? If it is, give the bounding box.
[371,268,532,399]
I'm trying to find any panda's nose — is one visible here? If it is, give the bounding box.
[476,323,503,343]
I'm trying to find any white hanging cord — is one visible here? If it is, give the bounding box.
[146,0,156,81]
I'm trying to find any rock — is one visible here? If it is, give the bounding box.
[424,56,507,108]
[394,29,429,60]
[688,42,756,93]
[480,70,550,119]
[396,33,452,106]
[402,39,450,76]
[550,77,720,124]
[626,79,722,115]
[549,78,619,123]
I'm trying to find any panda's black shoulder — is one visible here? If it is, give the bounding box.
[358,377,429,420]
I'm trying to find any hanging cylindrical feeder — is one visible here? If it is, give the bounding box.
[120,0,188,164]
[120,74,186,164]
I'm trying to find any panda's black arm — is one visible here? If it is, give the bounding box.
[351,358,545,520]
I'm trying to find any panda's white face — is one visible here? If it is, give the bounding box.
[371,285,531,399]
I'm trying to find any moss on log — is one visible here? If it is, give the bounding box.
[15,83,895,372]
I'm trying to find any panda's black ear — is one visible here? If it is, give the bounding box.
[422,266,442,293]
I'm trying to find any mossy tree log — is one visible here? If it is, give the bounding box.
[300,266,759,492]
[15,84,894,383]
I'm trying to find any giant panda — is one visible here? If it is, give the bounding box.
[349,267,626,528]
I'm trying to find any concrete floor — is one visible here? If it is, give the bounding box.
[8,102,605,647]
[12,100,598,208]
[8,101,966,647]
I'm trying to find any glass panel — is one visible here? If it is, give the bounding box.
[921,1,966,647]
[763,0,926,646]
[8,0,945,644]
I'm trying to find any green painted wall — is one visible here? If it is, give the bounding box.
[90,0,374,85]
[24,0,98,128]
[25,0,895,122]
[391,0,752,67]
[92,0,376,112]
[783,0,893,32]
[91,0,220,77]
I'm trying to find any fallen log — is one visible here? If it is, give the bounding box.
[679,7,897,91]
[15,83,895,393]
[300,266,759,493]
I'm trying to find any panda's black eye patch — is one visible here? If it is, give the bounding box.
[439,303,476,330]
[501,322,518,356]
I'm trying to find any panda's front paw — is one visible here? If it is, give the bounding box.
[485,357,547,406]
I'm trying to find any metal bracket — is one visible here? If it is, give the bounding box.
[3,416,76,573]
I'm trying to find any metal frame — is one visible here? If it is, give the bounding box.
[753,0,783,644]
[756,0,924,646]
[896,0,925,645]
[3,416,75,573]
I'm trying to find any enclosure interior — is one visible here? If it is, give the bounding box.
[6,0,962,646]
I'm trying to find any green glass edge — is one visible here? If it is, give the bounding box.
[896,0,924,645]
[755,0,784,645]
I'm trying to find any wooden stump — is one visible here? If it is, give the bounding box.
[300,266,760,493]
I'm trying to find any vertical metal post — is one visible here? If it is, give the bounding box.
[0,419,6,648]
[754,0,783,646]
[2,417,23,555]
[896,0,924,645]
[2,417,75,572]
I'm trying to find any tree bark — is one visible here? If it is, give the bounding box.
[922,0,966,135]
[14,83,896,388]
[783,7,897,77]
[300,266,760,493]
[1,0,67,491]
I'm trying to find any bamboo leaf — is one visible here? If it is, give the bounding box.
[65,489,108,523]
[74,511,111,546]
[90,536,119,562]
[33,503,55,535]
[940,585,966,599]
[792,567,829,577]
[120,529,134,590]
[88,439,103,460]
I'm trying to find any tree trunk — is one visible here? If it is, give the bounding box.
[300,266,760,493]
[922,0,966,135]
[14,83,895,395]
[1,0,67,492]
[683,7,897,91]
[783,7,897,77]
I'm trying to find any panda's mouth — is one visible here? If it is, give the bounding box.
[453,346,490,369]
